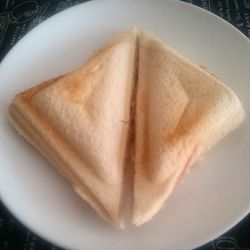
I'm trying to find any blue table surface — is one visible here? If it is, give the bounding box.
[0,1,249,249]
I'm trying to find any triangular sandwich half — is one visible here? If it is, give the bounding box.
[133,31,245,226]
[9,28,138,228]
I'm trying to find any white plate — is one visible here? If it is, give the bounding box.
[0,0,250,249]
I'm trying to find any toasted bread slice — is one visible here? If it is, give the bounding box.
[9,28,138,228]
[133,31,245,226]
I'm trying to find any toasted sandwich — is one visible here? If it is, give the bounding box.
[9,28,138,228]
[9,28,245,228]
[133,31,245,226]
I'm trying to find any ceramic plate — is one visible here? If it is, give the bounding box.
[0,0,249,249]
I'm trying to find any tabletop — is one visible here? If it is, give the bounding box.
[0,0,250,250]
